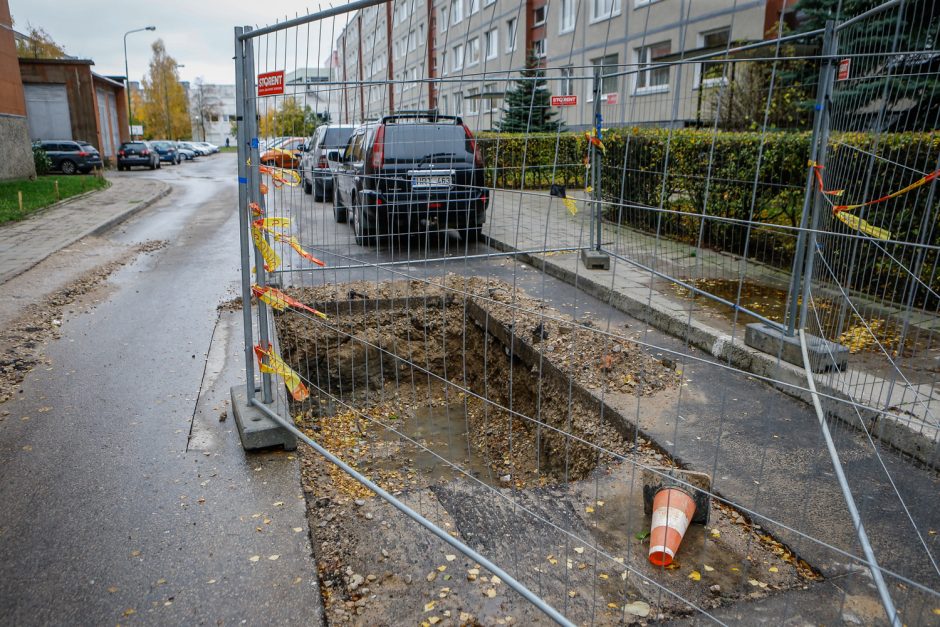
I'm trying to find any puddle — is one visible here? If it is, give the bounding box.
[369,402,501,488]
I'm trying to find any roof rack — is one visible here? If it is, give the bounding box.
[379,110,463,125]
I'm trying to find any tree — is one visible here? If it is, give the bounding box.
[15,24,68,59]
[138,40,191,139]
[191,78,220,141]
[258,98,321,138]
[496,53,563,133]
[794,0,940,130]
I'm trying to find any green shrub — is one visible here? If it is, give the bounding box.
[33,145,52,176]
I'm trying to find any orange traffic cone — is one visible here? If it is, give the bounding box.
[648,487,697,567]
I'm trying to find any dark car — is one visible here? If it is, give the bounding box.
[117,141,160,171]
[333,112,488,245]
[151,141,181,165]
[301,124,355,201]
[35,140,103,174]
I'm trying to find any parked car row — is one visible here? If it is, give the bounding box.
[318,112,489,245]
[34,139,220,174]
[116,140,219,171]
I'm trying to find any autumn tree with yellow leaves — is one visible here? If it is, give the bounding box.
[138,40,191,140]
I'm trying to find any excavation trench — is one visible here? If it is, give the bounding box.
[274,278,815,624]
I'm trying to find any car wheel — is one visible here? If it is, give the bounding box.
[333,187,347,223]
[464,225,483,243]
[352,196,375,247]
[303,177,312,195]
[60,160,77,175]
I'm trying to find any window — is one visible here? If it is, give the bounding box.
[452,0,463,24]
[452,44,463,71]
[699,27,731,87]
[440,7,449,32]
[484,83,498,111]
[591,54,619,97]
[468,37,480,65]
[455,92,463,115]
[468,88,479,114]
[441,94,449,114]
[441,51,448,74]
[469,0,479,14]
[560,66,575,95]
[560,0,575,32]
[506,17,517,51]
[485,28,498,59]
[534,38,547,58]
[408,30,416,51]
[533,6,547,25]
[591,0,620,21]
[635,41,670,92]
[484,0,496,6]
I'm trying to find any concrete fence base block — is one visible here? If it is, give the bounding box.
[745,322,849,372]
[580,249,610,270]
[230,385,297,451]
[641,467,712,525]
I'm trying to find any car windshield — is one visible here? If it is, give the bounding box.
[383,125,471,163]
[81,144,97,152]
[323,128,354,148]
[123,143,147,150]
[152,142,171,149]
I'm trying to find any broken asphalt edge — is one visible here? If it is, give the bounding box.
[482,234,939,471]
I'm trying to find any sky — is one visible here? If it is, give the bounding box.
[9,0,350,85]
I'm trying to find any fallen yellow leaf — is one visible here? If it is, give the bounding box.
[249,555,260,562]
[445,554,456,562]
[123,609,136,617]
[485,588,497,598]
[428,618,441,625]
[769,566,779,573]
[689,570,701,581]
[574,547,584,554]
[436,565,447,572]
[107,586,119,593]
[273,501,284,506]
[424,601,437,612]
[568,590,577,598]
[598,573,609,580]
[268,554,279,561]
[130,550,141,557]
[607,603,618,609]
[585,506,595,513]
[710,528,721,538]
[704,564,714,572]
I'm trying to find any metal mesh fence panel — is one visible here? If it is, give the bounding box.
[233,0,940,623]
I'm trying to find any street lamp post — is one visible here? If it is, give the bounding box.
[124,26,156,139]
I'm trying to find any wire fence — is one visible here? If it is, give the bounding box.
[233,0,940,623]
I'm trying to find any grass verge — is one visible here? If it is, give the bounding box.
[0,175,110,225]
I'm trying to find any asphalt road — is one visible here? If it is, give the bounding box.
[0,155,322,625]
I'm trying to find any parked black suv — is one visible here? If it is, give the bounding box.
[117,141,160,171]
[35,140,103,174]
[333,112,488,245]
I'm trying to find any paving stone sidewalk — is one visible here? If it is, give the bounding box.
[0,175,170,285]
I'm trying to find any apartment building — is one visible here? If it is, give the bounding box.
[190,83,236,146]
[336,0,797,130]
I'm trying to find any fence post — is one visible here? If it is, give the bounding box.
[581,68,609,270]
[797,20,837,332]
[234,26,256,402]
[784,22,834,336]
[242,29,274,404]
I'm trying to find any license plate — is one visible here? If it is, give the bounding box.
[412,175,451,188]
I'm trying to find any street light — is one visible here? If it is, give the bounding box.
[124,26,156,139]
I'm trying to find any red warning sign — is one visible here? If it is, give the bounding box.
[551,95,578,107]
[837,59,851,81]
[258,71,285,96]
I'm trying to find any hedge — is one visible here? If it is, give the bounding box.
[477,129,940,308]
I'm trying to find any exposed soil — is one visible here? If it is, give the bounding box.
[274,278,816,625]
[0,239,168,406]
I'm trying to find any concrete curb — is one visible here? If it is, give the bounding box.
[0,180,172,286]
[484,234,939,469]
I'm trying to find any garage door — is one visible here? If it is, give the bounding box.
[24,84,72,141]
[96,88,121,158]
